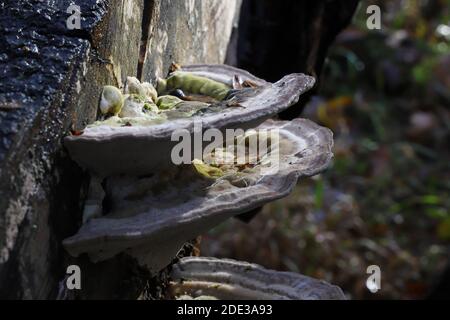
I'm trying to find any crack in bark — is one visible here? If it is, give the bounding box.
[137,0,156,81]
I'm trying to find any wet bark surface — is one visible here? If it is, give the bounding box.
[0,0,238,299]
[0,0,110,299]
[0,0,162,299]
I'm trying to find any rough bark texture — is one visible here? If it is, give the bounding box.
[141,0,241,82]
[0,0,238,299]
[0,0,113,299]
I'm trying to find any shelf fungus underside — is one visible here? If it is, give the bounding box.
[63,119,333,273]
[64,64,315,176]
[169,257,345,300]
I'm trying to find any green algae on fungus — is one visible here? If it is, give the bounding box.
[65,66,316,177]
[163,101,210,119]
[93,72,234,127]
[119,94,147,118]
[192,159,225,179]
[100,86,124,115]
[190,130,282,188]
[156,95,183,110]
[157,71,231,101]
[125,76,158,102]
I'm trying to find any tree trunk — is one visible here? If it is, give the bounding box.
[234,0,360,119]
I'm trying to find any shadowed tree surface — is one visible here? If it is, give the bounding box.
[236,0,360,119]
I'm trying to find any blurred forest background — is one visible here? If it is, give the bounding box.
[201,0,450,299]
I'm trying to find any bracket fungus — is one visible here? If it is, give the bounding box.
[64,64,315,176]
[168,257,345,300]
[63,118,333,273]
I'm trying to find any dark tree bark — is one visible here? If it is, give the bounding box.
[235,0,360,119]
[0,0,238,300]
[0,0,147,300]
